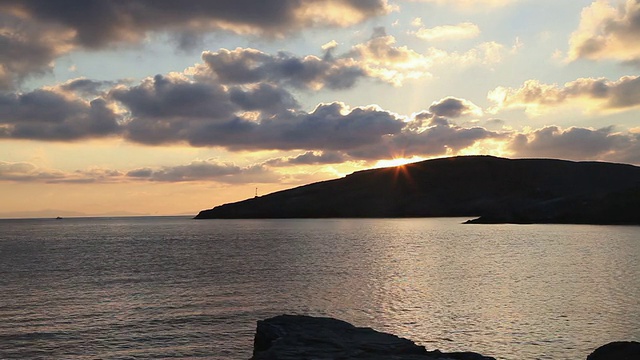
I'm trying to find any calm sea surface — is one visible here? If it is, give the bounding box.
[0,217,638,360]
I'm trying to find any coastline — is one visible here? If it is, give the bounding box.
[250,315,640,360]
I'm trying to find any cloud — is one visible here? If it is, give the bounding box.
[392,124,502,158]
[1,1,392,46]
[406,0,518,9]
[4,124,640,186]
[0,69,407,150]
[185,102,406,151]
[59,78,115,97]
[126,160,277,183]
[0,161,64,182]
[199,27,477,89]
[0,161,123,183]
[111,74,237,121]
[0,159,276,184]
[0,64,510,162]
[266,151,348,166]
[200,48,365,90]
[488,75,640,114]
[347,116,504,159]
[428,97,483,118]
[0,13,74,89]
[509,126,639,163]
[427,41,507,67]
[109,73,310,147]
[346,27,434,85]
[0,0,391,88]
[0,87,120,140]
[411,22,480,41]
[108,71,503,159]
[46,168,124,184]
[568,0,640,63]
[229,83,300,114]
[484,118,506,130]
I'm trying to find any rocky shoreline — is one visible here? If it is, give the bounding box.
[250,315,640,360]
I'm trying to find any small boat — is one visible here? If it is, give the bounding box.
[55,216,63,220]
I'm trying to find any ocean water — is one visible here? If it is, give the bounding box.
[0,217,638,360]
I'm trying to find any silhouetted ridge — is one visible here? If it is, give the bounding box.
[194,156,640,224]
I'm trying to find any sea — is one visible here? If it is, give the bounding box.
[0,216,638,360]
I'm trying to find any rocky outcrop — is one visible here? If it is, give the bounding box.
[250,314,495,360]
[249,315,640,360]
[586,341,640,360]
[195,156,640,224]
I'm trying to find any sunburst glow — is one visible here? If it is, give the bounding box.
[374,156,425,168]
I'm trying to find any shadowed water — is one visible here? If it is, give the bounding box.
[0,217,638,359]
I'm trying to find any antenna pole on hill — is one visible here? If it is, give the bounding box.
[255,187,258,198]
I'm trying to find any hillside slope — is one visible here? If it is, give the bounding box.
[195,156,640,224]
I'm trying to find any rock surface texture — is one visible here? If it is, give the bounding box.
[250,315,640,360]
[586,341,640,360]
[250,315,495,360]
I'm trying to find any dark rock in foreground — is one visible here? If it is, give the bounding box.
[586,341,640,360]
[250,314,495,360]
[195,156,640,225]
[250,315,640,360]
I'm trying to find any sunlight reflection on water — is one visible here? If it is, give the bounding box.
[0,217,638,359]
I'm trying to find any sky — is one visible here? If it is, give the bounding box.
[1,0,639,217]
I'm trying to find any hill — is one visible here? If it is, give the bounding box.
[194,156,640,224]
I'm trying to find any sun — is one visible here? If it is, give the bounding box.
[374,156,424,168]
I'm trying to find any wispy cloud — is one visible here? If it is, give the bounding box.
[405,0,519,9]
[410,22,480,41]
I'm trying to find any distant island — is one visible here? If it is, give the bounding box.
[195,156,640,225]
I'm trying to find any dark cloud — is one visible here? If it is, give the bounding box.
[428,97,482,118]
[185,102,405,151]
[110,74,238,145]
[110,74,305,145]
[126,161,241,182]
[349,121,503,159]
[288,151,348,165]
[0,1,390,89]
[266,151,348,166]
[509,126,634,160]
[0,71,503,160]
[0,90,120,140]
[229,83,300,114]
[2,1,391,47]
[0,161,124,183]
[201,48,366,90]
[126,168,154,178]
[0,13,73,89]
[403,96,483,132]
[126,161,277,183]
[59,78,115,97]
[607,76,640,108]
[111,74,235,120]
